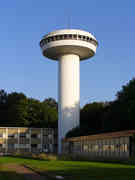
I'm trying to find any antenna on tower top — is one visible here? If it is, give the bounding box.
[67,16,71,29]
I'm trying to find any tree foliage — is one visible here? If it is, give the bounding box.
[0,91,58,128]
[80,102,105,132]
[67,77,135,137]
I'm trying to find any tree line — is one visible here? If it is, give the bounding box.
[0,90,58,128]
[67,77,135,137]
[0,77,135,137]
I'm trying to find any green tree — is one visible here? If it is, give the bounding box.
[26,98,58,128]
[27,98,43,127]
[80,102,105,133]
[43,97,58,109]
[6,92,29,126]
[102,78,135,132]
[40,103,58,128]
[0,90,58,128]
[115,78,135,130]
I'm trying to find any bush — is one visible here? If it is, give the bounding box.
[11,152,57,161]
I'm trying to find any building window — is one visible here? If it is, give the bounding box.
[94,145,99,152]
[31,144,37,148]
[8,134,14,138]
[19,144,28,148]
[88,144,92,152]
[73,142,81,153]
[110,145,115,152]
[83,144,89,152]
[20,133,26,138]
[115,144,120,152]
[124,144,128,152]
[8,144,14,148]
[31,134,37,138]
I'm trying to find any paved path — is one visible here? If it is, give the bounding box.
[5,164,47,180]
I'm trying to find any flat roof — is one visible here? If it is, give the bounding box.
[0,127,54,129]
[42,29,97,41]
[63,129,135,142]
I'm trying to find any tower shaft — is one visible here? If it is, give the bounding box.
[58,54,80,154]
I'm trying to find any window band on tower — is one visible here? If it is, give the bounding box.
[40,34,98,48]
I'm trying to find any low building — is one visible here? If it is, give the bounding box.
[0,127,57,154]
[62,130,135,159]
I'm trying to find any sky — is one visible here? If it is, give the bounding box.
[0,0,135,106]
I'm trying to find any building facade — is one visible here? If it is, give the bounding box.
[0,127,57,154]
[62,130,135,159]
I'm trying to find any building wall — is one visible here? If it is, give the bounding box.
[0,127,57,154]
[62,136,131,159]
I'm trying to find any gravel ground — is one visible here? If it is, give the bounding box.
[4,164,48,180]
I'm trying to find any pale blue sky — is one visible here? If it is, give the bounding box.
[0,0,135,106]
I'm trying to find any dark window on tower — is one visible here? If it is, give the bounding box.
[73,34,77,39]
[91,39,96,46]
[50,37,53,41]
[87,37,89,42]
[40,41,42,46]
[47,38,51,43]
[55,36,60,40]
[53,36,56,40]
[45,39,48,43]
[59,35,63,40]
[78,35,82,39]
[83,36,86,40]
[64,34,67,39]
[66,34,70,39]
[40,42,43,47]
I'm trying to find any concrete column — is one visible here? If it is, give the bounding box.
[58,54,80,154]
[41,128,43,152]
[6,128,8,154]
[29,129,31,152]
[18,128,20,152]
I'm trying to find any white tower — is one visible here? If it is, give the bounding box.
[40,29,98,154]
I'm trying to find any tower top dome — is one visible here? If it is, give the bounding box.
[40,29,98,60]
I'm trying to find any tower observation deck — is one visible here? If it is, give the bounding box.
[40,29,98,154]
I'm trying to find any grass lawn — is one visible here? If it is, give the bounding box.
[0,156,135,180]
